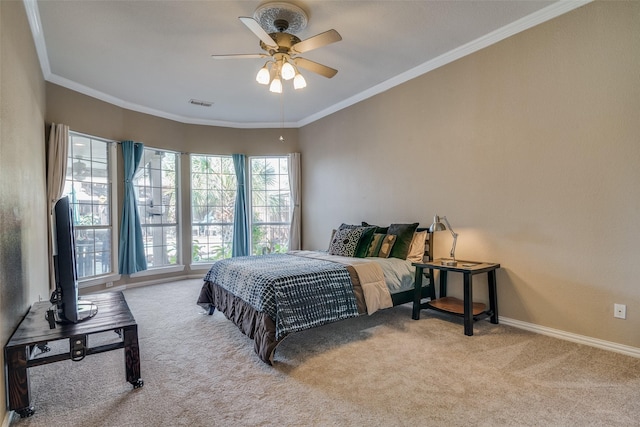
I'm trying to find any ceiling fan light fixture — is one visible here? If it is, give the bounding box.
[269,76,283,93]
[219,4,341,94]
[281,60,296,80]
[256,64,271,85]
[294,72,307,90]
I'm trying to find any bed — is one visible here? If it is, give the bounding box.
[197,223,434,364]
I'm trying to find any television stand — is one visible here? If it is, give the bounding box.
[4,291,143,417]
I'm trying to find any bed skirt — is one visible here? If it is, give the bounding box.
[198,280,279,364]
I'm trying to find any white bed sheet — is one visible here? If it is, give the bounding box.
[365,256,417,294]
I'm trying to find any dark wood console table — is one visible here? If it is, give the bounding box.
[4,291,143,417]
[412,259,500,336]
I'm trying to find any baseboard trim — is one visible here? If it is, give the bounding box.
[500,316,640,358]
[3,411,14,427]
[99,274,192,293]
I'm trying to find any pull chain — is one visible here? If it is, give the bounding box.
[279,91,285,142]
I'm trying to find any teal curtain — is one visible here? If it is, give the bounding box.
[232,154,250,257]
[118,141,147,274]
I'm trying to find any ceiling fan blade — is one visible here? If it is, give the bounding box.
[211,53,269,59]
[239,17,278,49]
[290,29,342,54]
[293,57,338,79]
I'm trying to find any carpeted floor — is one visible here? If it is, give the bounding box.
[10,279,640,426]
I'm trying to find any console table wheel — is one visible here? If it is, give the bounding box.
[132,379,144,389]
[17,406,35,418]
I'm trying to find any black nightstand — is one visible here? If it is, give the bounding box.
[412,259,500,336]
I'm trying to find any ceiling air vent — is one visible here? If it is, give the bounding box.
[189,99,213,107]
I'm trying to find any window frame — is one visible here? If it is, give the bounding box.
[189,154,237,266]
[248,155,291,256]
[130,147,183,277]
[66,131,121,288]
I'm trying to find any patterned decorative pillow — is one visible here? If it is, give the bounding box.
[328,227,365,257]
[367,233,396,258]
[338,224,376,258]
[367,233,385,257]
[377,234,397,258]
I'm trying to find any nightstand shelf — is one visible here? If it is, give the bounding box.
[427,296,486,316]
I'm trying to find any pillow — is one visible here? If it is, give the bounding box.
[328,227,365,257]
[387,222,419,259]
[406,230,428,263]
[361,222,388,235]
[367,233,386,257]
[355,226,376,258]
[328,229,337,251]
[367,233,396,258]
[377,234,396,258]
[338,224,376,258]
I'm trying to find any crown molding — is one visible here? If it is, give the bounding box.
[297,0,593,127]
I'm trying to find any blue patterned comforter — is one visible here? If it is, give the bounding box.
[204,253,359,340]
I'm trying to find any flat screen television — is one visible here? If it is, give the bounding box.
[50,196,97,323]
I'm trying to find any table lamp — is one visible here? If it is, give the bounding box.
[429,215,458,266]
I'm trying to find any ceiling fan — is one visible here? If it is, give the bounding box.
[211,2,342,93]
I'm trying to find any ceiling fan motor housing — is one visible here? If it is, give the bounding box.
[260,32,301,54]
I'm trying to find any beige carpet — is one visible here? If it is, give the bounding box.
[10,279,640,426]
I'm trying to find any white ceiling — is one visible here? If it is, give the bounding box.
[26,0,588,128]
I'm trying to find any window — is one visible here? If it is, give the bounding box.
[133,148,179,268]
[250,156,290,255]
[63,132,115,280]
[189,155,291,262]
[190,155,236,262]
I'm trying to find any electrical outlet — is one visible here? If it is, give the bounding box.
[106,281,113,288]
[614,303,626,319]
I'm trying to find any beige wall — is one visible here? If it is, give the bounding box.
[0,0,48,422]
[300,2,640,348]
[46,83,300,291]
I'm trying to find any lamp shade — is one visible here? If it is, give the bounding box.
[429,215,446,232]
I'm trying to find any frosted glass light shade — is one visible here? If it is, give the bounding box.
[256,66,270,85]
[281,61,296,80]
[293,73,307,89]
[269,77,283,93]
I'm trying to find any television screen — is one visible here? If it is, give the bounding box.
[51,196,97,323]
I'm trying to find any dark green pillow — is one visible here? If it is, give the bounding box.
[387,222,419,259]
[361,222,389,234]
[354,226,376,258]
